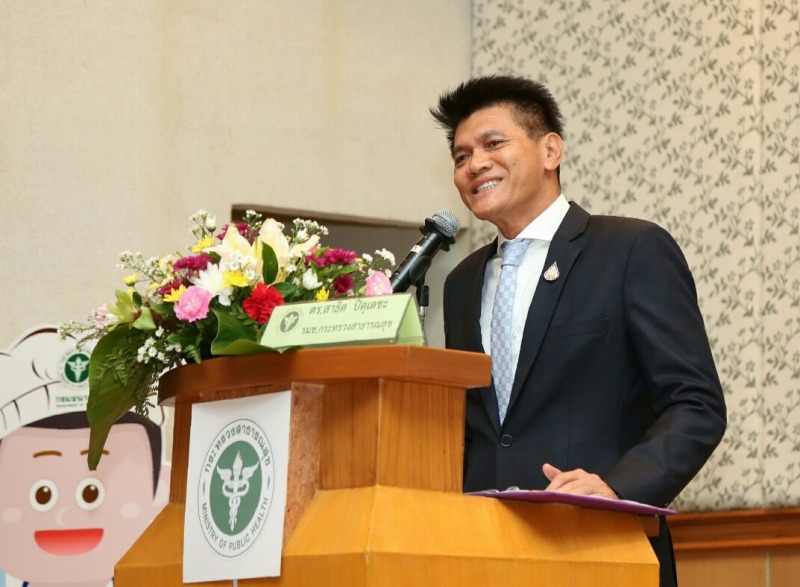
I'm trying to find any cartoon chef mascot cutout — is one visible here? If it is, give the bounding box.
[0,327,170,587]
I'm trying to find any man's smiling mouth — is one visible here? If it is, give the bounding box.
[475,179,501,194]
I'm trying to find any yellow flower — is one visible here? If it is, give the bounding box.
[315,287,330,301]
[123,273,138,286]
[223,271,249,288]
[163,284,187,302]
[192,235,214,253]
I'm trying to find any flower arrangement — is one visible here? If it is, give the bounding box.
[60,209,396,469]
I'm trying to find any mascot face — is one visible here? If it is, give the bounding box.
[0,327,169,585]
[0,423,161,583]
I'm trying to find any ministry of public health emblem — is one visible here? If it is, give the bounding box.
[198,418,275,557]
[58,349,91,390]
[280,310,300,333]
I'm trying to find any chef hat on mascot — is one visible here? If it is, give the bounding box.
[0,326,164,438]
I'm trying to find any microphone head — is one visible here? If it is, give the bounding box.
[430,210,461,239]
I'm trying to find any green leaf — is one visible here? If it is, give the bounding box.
[132,306,156,331]
[151,301,173,315]
[261,243,279,284]
[85,326,138,470]
[211,307,259,355]
[214,338,278,355]
[210,307,279,355]
[168,326,204,362]
[273,281,298,301]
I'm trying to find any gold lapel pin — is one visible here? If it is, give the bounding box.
[543,261,559,282]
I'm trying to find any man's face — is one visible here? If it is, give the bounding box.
[452,104,561,238]
[0,423,159,583]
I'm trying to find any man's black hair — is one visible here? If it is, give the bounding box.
[430,74,565,153]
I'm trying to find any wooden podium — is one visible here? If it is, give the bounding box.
[115,345,658,586]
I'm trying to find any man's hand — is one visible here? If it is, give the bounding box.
[542,463,619,500]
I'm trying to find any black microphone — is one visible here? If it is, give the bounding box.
[390,211,461,293]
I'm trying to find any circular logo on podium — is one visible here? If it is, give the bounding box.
[197,418,275,557]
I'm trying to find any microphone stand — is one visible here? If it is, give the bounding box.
[415,278,429,329]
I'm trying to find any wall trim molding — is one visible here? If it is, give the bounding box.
[670,508,800,551]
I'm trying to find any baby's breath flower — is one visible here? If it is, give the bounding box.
[375,248,396,265]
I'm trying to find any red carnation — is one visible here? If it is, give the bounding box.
[173,253,213,277]
[243,283,285,324]
[324,248,358,265]
[305,251,328,267]
[333,274,353,295]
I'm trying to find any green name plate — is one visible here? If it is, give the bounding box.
[261,293,426,350]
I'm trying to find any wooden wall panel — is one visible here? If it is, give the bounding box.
[676,550,765,587]
[771,550,800,587]
[671,509,800,587]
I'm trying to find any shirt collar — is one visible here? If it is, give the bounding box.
[497,194,570,247]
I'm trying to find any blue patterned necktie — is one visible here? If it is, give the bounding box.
[490,238,531,423]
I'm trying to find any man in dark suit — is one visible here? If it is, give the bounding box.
[431,75,726,586]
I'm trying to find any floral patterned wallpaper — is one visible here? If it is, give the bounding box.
[471,0,800,510]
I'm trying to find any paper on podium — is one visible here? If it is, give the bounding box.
[469,489,675,516]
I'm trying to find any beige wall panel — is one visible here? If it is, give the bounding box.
[0,0,472,347]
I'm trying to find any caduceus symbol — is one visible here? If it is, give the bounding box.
[216,451,258,531]
[67,356,89,381]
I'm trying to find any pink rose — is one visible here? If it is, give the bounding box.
[365,271,393,296]
[174,286,212,322]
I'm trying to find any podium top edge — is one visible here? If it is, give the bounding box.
[158,345,491,405]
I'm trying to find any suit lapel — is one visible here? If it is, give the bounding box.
[506,203,589,416]
[466,240,505,433]
[464,240,496,353]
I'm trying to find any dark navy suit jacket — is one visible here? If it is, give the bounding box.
[443,202,726,585]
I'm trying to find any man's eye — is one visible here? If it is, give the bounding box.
[486,140,504,148]
[454,154,469,165]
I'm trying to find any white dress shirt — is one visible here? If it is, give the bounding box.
[480,195,571,372]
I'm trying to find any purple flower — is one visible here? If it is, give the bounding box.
[324,248,358,266]
[333,274,354,295]
[173,253,214,277]
[305,252,328,267]
[174,286,212,322]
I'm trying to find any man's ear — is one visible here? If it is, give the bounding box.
[542,132,564,171]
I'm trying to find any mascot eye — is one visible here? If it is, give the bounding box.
[29,479,59,512]
[75,477,106,511]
